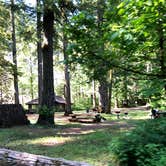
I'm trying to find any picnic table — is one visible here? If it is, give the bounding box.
[151,109,166,119]
[115,111,121,119]
[114,111,129,119]
[157,111,166,117]
[69,113,105,123]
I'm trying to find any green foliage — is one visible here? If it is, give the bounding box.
[0,2,10,51]
[38,105,55,117]
[55,83,64,96]
[72,97,91,111]
[109,118,166,166]
[139,79,166,110]
[0,110,154,166]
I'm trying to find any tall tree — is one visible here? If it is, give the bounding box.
[37,0,43,105]
[59,0,73,115]
[97,0,110,113]
[92,80,97,108]
[39,0,55,124]
[115,0,166,108]
[11,0,19,104]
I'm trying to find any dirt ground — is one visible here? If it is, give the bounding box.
[54,105,149,136]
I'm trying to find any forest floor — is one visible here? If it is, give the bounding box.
[55,105,149,135]
[0,106,150,166]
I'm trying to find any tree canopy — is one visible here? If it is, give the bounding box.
[0,0,165,113]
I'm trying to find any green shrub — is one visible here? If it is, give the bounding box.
[72,97,91,111]
[109,118,166,166]
[38,105,55,117]
[149,147,166,166]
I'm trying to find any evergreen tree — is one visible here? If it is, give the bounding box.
[39,0,55,124]
[11,0,19,104]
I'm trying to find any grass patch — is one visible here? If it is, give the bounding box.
[0,108,151,166]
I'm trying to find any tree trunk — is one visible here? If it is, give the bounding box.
[37,0,43,106]
[11,0,19,104]
[92,80,97,108]
[97,0,109,113]
[99,80,109,113]
[107,70,113,114]
[158,16,166,76]
[64,67,72,115]
[39,2,55,124]
[61,5,72,115]
[63,26,72,115]
[114,96,119,108]
[30,56,34,100]
[123,71,128,107]
[0,104,29,128]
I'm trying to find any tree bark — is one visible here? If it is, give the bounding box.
[92,80,97,108]
[60,4,72,115]
[157,16,166,91]
[99,80,109,113]
[107,70,113,114]
[0,148,90,166]
[29,56,34,100]
[11,0,19,104]
[63,24,72,115]
[37,0,43,106]
[0,104,29,128]
[97,0,109,113]
[39,2,55,124]
[41,4,54,107]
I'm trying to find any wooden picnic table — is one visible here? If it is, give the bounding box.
[157,111,166,117]
[69,113,105,123]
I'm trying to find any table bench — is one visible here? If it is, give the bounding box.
[151,109,166,119]
[69,113,105,123]
[114,111,129,119]
[157,111,166,117]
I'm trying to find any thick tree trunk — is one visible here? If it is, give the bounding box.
[37,0,43,106]
[41,6,54,107]
[99,80,109,113]
[158,18,166,76]
[11,0,19,104]
[63,29,72,115]
[61,5,72,115]
[97,0,109,113]
[157,12,166,91]
[0,104,29,128]
[39,3,55,124]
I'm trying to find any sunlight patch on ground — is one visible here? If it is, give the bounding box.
[30,136,73,147]
[57,127,96,135]
[5,136,74,147]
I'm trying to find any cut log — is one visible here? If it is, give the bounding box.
[0,104,29,128]
[0,148,91,166]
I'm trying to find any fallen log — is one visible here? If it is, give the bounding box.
[0,148,91,166]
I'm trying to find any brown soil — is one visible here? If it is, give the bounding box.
[55,115,132,137]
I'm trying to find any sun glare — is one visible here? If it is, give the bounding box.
[24,0,36,7]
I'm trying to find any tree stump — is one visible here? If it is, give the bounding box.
[0,104,29,128]
[0,148,91,166]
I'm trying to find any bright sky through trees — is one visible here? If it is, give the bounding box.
[24,0,36,7]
